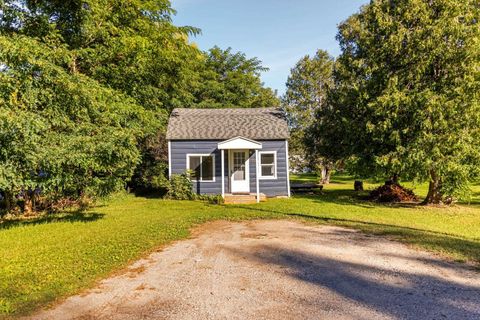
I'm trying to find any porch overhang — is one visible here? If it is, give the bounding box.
[218,136,262,203]
[217,136,263,150]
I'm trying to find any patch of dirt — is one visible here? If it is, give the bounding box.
[127,265,146,276]
[368,183,419,203]
[27,220,480,320]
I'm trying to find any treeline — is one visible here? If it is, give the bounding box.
[2,0,479,210]
[0,0,279,214]
[283,0,480,204]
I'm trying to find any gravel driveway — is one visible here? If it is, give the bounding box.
[30,220,480,320]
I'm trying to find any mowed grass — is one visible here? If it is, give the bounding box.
[1,176,480,317]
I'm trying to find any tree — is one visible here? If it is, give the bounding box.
[195,46,279,109]
[311,0,480,203]
[1,0,206,114]
[0,35,153,212]
[283,50,334,183]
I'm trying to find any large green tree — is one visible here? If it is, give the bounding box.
[0,35,153,212]
[1,0,278,113]
[195,46,279,109]
[282,50,334,182]
[1,0,202,113]
[311,0,480,203]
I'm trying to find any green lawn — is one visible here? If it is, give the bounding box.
[1,176,480,317]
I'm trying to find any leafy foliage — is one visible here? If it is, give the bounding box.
[283,50,334,178]
[163,172,223,203]
[195,46,280,109]
[309,0,480,203]
[0,34,153,211]
[283,50,334,131]
[164,172,195,200]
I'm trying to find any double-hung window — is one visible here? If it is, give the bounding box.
[259,151,277,179]
[187,154,215,182]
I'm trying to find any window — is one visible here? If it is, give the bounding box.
[187,154,215,182]
[259,151,276,179]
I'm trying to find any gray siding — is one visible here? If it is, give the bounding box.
[170,140,289,197]
[250,140,289,197]
[170,140,226,195]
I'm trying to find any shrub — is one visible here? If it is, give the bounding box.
[131,161,170,195]
[164,172,195,200]
[163,172,224,204]
[196,194,225,204]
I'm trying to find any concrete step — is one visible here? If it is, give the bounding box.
[224,193,266,205]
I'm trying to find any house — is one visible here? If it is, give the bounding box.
[166,108,290,203]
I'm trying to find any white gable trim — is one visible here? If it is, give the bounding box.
[218,136,263,150]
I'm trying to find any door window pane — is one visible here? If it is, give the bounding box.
[233,152,246,180]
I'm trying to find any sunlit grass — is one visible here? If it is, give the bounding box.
[291,173,480,205]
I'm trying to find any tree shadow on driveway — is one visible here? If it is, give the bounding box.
[227,243,480,319]
[226,204,480,267]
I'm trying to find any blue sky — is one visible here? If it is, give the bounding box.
[171,0,368,94]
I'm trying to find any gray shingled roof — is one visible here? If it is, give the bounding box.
[166,108,289,140]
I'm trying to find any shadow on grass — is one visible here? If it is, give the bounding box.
[291,190,371,207]
[289,174,318,184]
[132,188,166,199]
[292,190,423,209]
[0,211,105,230]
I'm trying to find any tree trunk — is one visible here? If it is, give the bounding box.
[423,170,443,205]
[391,173,399,185]
[23,192,34,216]
[354,180,364,191]
[4,191,14,212]
[385,173,399,186]
[321,166,331,184]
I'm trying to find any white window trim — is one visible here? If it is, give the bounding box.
[186,154,216,182]
[259,151,277,180]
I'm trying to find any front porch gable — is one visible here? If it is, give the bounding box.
[218,136,263,150]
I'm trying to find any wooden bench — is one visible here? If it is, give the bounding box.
[290,183,323,194]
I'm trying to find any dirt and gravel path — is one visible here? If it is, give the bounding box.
[29,220,480,320]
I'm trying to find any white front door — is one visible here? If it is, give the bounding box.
[230,150,250,193]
